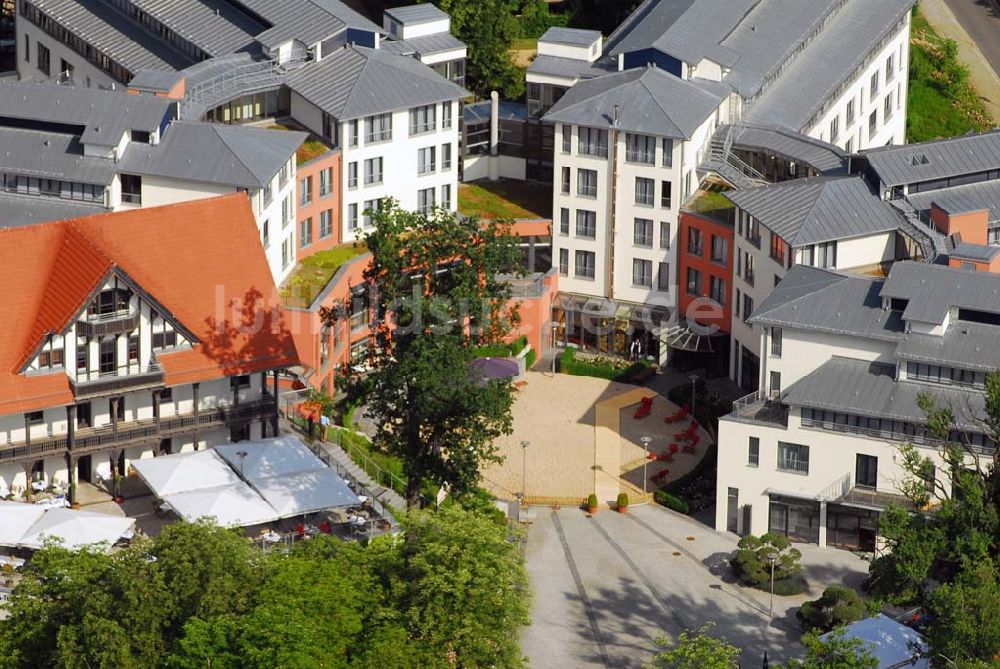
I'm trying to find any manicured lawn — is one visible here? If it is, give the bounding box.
[458,179,553,220]
[511,38,538,51]
[281,243,368,307]
[907,8,994,142]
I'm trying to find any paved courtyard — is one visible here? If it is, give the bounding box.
[522,504,869,668]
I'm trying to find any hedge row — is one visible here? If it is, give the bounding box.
[559,348,651,382]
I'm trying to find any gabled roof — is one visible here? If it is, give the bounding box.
[749,264,904,341]
[527,55,613,81]
[252,0,346,50]
[0,127,118,185]
[383,32,466,58]
[0,80,174,146]
[903,178,1000,223]
[605,0,749,68]
[863,131,1000,188]
[0,194,106,229]
[745,0,915,132]
[118,121,305,188]
[384,3,448,25]
[0,195,297,414]
[540,27,602,47]
[880,261,1000,323]
[286,45,469,120]
[542,66,727,139]
[124,0,267,57]
[725,177,904,246]
[896,321,1000,373]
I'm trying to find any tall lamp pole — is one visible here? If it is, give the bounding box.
[689,374,698,418]
[520,440,529,502]
[765,548,779,622]
[639,436,652,494]
[551,322,559,374]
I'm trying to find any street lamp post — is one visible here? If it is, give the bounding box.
[551,322,559,374]
[236,450,248,479]
[639,436,652,494]
[765,548,779,621]
[520,440,529,502]
[689,374,698,418]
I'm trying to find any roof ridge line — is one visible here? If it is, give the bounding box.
[211,124,262,185]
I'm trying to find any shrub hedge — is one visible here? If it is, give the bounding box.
[560,348,651,382]
[654,490,690,514]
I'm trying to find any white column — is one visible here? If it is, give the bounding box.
[818,500,828,548]
[488,91,500,181]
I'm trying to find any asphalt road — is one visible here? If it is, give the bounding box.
[944,0,1000,77]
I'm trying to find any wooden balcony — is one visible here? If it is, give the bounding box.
[0,396,276,465]
[70,362,165,400]
[76,309,141,338]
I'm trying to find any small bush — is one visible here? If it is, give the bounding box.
[616,493,629,509]
[525,347,537,369]
[797,586,866,632]
[587,493,598,510]
[654,490,690,514]
[772,577,810,597]
[560,348,650,382]
[730,532,803,587]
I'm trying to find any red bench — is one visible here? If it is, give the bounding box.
[634,396,653,419]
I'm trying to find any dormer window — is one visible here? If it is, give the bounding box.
[89,288,131,317]
[36,334,64,370]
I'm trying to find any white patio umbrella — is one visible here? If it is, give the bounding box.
[18,508,135,551]
[0,501,46,547]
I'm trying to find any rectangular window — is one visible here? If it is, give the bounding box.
[771,327,782,357]
[846,99,855,127]
[662,138,674,167]
[577,169,597,197]
[686,267,702,295]
[769,232,786,265]
[777,442,809,474]
[559,248,569,275]
[688,228,703,256]
[635,177,654,206]
[441,184,452,210]
[299,218,312,247]
[748,437,759,467]
[442,101,452,129]
[575,210,596,238]
[870,71,879,101]
[883,91,893,121]
[349,119,359,147]
[574,250,596,278]
[560,208,570,234]
[562,125,572,153]
[633,218,653,247]
[409,104,436,135]
[868,110,878,140]
[856,454,878,489]
[769,371,781,399]
[742,294,753,323]
[363,199,382,226]
[710,235,727,263]
[657,262,671,291]
[282,196,291,228]
[710,276,726,305]
[417,146,436,175]
[348,203,358,230]
[829,116,839,145]
[625,133,656,164]
[299,175,312,206]
[661,181,672,208]
[885,53,895,83]
[24,36,29,63]
[364,157,383,185]
[319,168,332,196]
[417,187,435,215]
[347,162,358,189]
[37,43,50,76]
[632,259,652,287]
[561,166,571,194]
[364,113,392,143]
[578,127,608,157]
[659,221,670,249]
[319,210,333,238]
[442,143,452,170]
[281,236,292,268]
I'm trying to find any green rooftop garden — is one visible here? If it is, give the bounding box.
[281,243,369,308]
[686,182,736,225]
[269,122,332,165]
[458,179,552,220]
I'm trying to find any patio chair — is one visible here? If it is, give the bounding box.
[668,443,679,455]
[633,396,653,419]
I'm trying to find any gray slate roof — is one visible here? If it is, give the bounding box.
[0,193,107,228]
[748,264,904,341]
[391,32,466,57]
[864,131,1000,188]
[384,4,448,25]
[286,45,468,121]
[746,0,914,132]
[542,66,727,139]
[896,322,1000,373]
[250,0,345,50]
[720,0,842,98]
[26,0,194,74]
[729,124,847,174]
[951,242,1000,263]
[881,261,1000,323]
[605,0,749,68]
[527,55,614,80]
[0,127,118,185]
[725,177,904,246]
[126,0,265,56]
[903,179,1000,224]
[126,69,185,93]
[118,121,306,188]
[306,0,381,33]
[0,81,174,146]
[782,356,986,432]
[540,27,602,47]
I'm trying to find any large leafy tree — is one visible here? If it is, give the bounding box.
[779,630,878,669]
[868,372,1000,664]
[325,202,521,507]
[646,625,740,669]
[438,0,525,100]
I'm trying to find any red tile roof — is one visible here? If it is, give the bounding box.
[0,194,298,414]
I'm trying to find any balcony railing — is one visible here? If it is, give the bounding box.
[817,473,917,511]
[0,397,276,464]
[71,361,165,399]
[732,390,789,427]
[77,309,140,337]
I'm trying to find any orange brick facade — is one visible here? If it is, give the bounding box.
[677,211,733,333]
[295,150,343,257]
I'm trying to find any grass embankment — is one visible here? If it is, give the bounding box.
[281,243,368,308]
[907,7,994,142]
[458,179,553,220]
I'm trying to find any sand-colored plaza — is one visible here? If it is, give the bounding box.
[481,371,712,505]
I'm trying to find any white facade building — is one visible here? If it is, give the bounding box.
[715,262,999,550]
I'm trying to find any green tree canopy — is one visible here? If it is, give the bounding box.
[645,625,740,669]
[438,0,524,100]
[779,630,878,669]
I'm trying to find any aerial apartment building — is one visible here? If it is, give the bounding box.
[716,260,1000,551]
[0,195,297,504]
[540,0,913,360]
